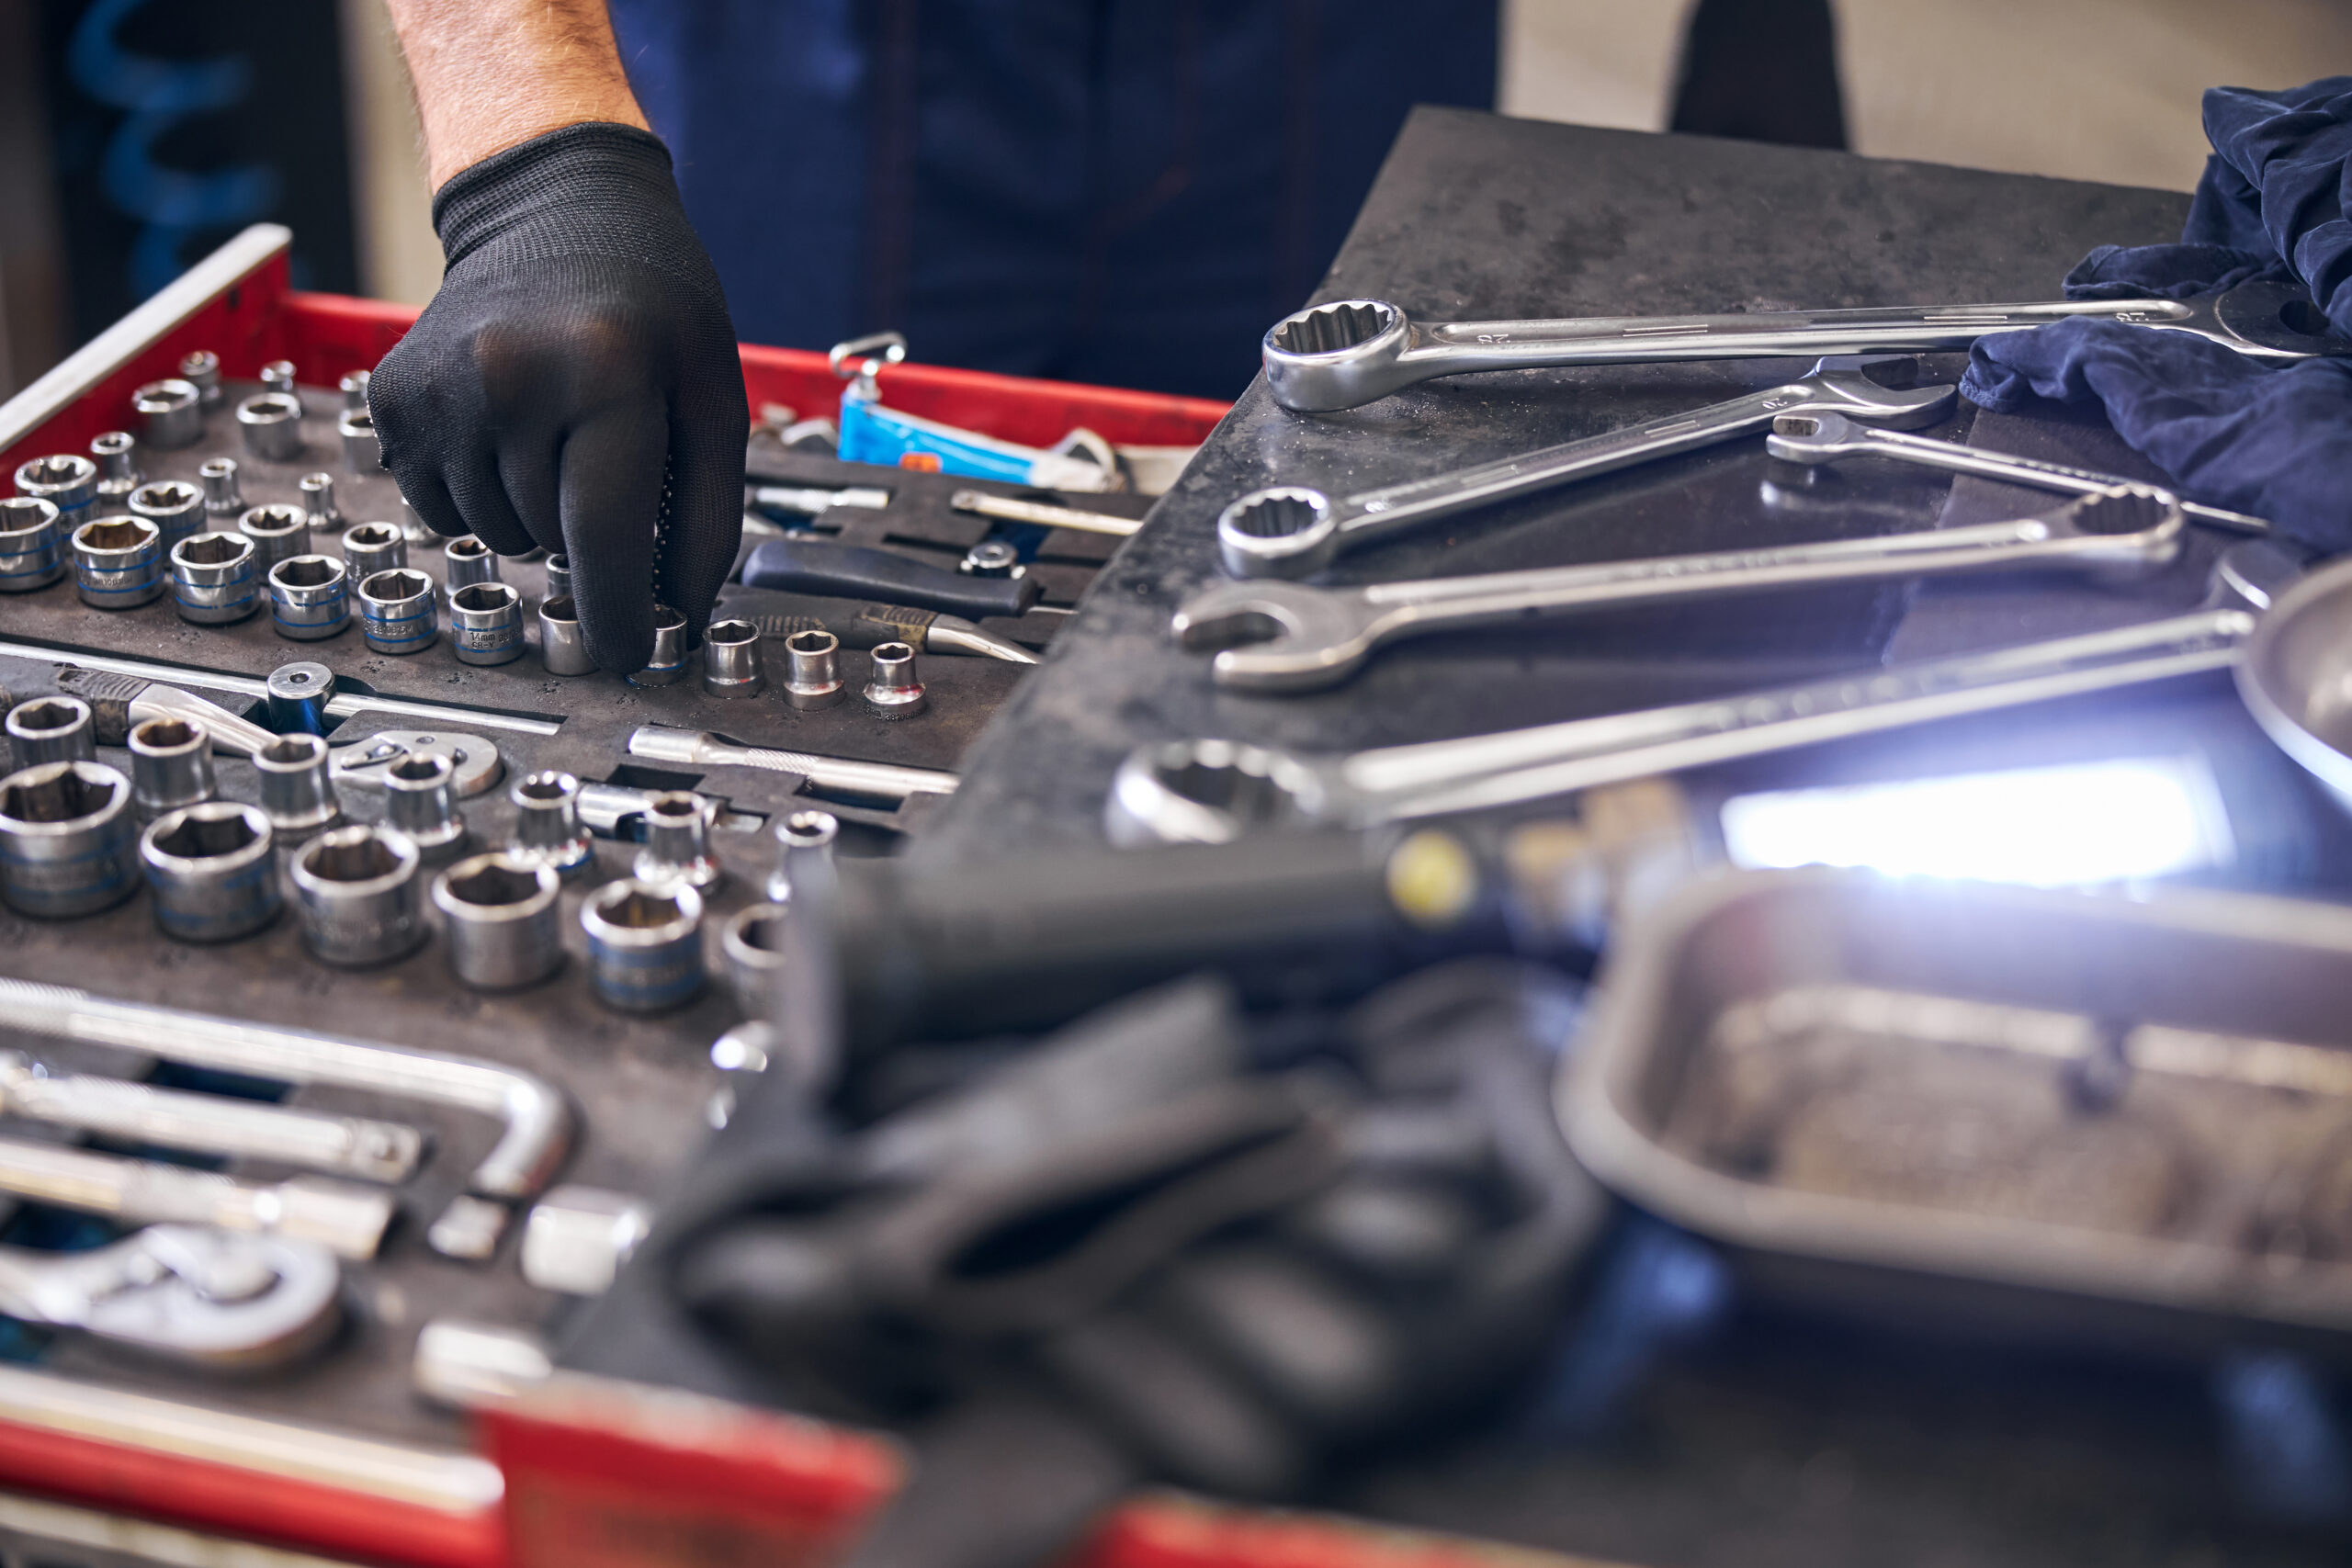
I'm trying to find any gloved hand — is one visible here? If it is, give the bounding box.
[370,123,748,672]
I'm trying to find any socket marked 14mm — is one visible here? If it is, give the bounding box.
[449,582,525,666]
[357,569,437,654]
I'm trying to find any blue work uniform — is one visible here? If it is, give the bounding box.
[604,1,1498,400]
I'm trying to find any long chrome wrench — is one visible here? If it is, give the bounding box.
[1261,280,2352,412]
[1763,409,2271,536]
[0,1051,422,1182]
[1216,355,1954,579]
[0,1138,392,1260]
[628,726,961,800]
[1108,544,2297,843]
[1180,486,2184,693]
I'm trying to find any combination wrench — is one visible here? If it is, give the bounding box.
[1180,486,2184,693]
[1763,410,2271,535]
[1216,355,1953,579]
[1261,279,2352,412]
[0,1224,339,1370]
[0,1138,393,1260]
[1110,542,2298,843]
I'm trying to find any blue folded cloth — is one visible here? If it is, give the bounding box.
[1962,77,2352,553]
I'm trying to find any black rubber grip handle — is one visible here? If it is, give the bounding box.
[743,538,1039,619]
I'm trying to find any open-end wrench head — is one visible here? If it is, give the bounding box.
[2210,279,2352,359]
[2212,537,2311,612]
[1172,578,1378,692]
[1104,739,1326,846]
[1795,355,1955,429]
[1261,299,1412,412]
[1763,408,1875,462]
[1216,486,1341,579]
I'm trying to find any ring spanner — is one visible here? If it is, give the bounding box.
[1764,410,2271,536]
[1217,355,1952,578]
[1112,542,2298,843]
[1263,279,2352,412]
[1182,485,2183,693]
[0,1224,338,1369]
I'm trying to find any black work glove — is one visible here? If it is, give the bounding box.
[371,123,747,672]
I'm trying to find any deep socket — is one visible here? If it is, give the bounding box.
[537,595,593,675]
[141,801,280,943]
[90,432,140,500]
[433,852,562,990]
[0,761,139,918]
[134,378,203,448]
[443,536,498,593]
[782,628,846,709]
[338,409,379,472]
[581,879,706,1013]
[449,582,525,666]
[127,716,217,818]
[628,604,689,687]
[299,471,339,529]
[507,771,594,880]
[130,479,205,550]
[264,661,335,735]
[290,826,425,966]
[267,556,351,641]
[239,503,311,570]
[199,457,243,516]
[177,351,220,407]
[339,369,369,412]
[236,393,304,461]
[634,791,721,890]
[167,532,262,625]
[862,640,927,719]
[6,697,96,771]
[383,752,469,864]
[70,516,164,609]
[545,554,571,600]
[340,521,404,580]
[356,568,436,653]
[764,808,839,904]
[16,454,96,523]
[260,361,298,399]
[253,733,340,840]
[0,498,64,592]
[700,619,766,697]
[718,902,790,1013]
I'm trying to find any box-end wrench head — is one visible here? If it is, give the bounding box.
[1764,408,2274,536]
[1216,356,1955,580]
[0,1224,341,1370]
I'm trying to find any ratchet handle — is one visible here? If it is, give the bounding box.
[744,538,1040,620]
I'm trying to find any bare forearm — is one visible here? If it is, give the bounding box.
[385,0,650,187]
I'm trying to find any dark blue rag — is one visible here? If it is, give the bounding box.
[1962,76,2352,552]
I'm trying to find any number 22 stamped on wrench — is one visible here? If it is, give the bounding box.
[1216,355,1953,579]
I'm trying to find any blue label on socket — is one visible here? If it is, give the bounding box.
[362,604,435,649]
[588,935,704,1009]
[152,865,280,942]
[272,584,350,637]
[76,559,164,604]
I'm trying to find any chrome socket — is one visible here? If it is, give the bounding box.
[0,761,139,918]
[167,532,262,625]
[299,471,340,530]
[341,521,404,579]
[267,555,351,641]
[581,879,706,1013]
[239,503,311,570]
[763,808,838,904]
[91,432,141,501]
[133,378,204,448]
[700,619,765,697]
[507,771,594,880]
[130,479,206,551]
[141,801,280,943]
[628,605,689,687]
[338,409,380,471]
[545,554,571,600]
[236,393,304,461]
[71,516,164,609]
[537,595,594,675]
[260,360,298,399]
[291,825,425,966]
[199,457,243,516]
[179,350,221,404]
[6,697,96,771]
[0,498,64,592]
[253,733,340,840]
[443,536,498,593]
[782,629,847,709]
[383,751,469,864]
[634,791,721,890]
[432,852,562,991]
[128,716,217,818]
[862,640,927,719]
[449,582,525,666]
[264,661,335,736]
[16,455,96,525]
[357,568,437,654]
[718,902,790,1014]
[339,369,370,412]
